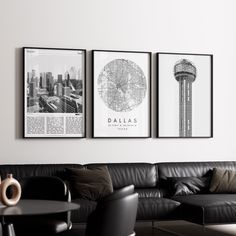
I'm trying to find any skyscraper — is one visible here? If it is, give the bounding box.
[57,83,63,97]
[40,72,47,88]
[32,69,36,77]
[174,59,197,137]
[29,81,37,97]
[65,73,70,87]
[31,69,39,88]
[27,72,32,83]
[58,74,63,84]
[63,87,71,97]
[46,72,54,95]
[46,72,53,88]
[64,71,69,83]
[69,66,77,80]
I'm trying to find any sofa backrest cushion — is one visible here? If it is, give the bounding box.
[0,164,83,181]
[158,162,236,180]
[86,163,157,188]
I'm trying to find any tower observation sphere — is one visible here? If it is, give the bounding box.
[174,59,197,137]
[174,59,196,82]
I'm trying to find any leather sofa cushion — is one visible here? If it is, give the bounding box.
[172,194,236,224]
[86,163,157,188]
[71,199,97,223]
[137,198,180,220]
[72,197,181,222]
[0,164,83,181]
[158,162,236,180]
[135,188,162,198]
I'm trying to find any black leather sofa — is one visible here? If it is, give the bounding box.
[1,161,236,226]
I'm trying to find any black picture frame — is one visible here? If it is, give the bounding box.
[157,52,213,138]
[23,47,86,138]
[92,49,152,138]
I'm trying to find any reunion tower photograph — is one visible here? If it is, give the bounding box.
[157,52,213,138]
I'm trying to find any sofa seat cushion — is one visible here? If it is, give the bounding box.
[137,198,180,220]
[71,199,97,223]
[172,194,236,224]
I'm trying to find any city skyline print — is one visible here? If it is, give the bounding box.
[157,53,213,138]
[93,50,151,138]
[24,47,86,138]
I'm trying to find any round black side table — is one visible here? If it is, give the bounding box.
[0,200,79,236]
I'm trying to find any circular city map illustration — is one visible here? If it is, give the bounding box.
[97,59,147,112]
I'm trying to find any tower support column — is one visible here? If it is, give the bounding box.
[179,77,192,137]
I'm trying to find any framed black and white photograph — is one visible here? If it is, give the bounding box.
[92,50,151,138]
[157,52,213,138]
[24,47,86,138]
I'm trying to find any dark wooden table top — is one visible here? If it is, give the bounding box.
[0,199,79,216]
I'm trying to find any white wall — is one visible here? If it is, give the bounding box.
[0,0,236,164]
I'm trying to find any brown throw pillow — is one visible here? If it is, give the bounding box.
[67,166,113,201]
[209,168,236,193]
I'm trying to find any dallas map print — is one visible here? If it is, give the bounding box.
[93,50,151,138]
[97,59,147,112]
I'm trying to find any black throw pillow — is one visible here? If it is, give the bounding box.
[168,177,210,196]
[209,168,236,193]
[67,166,113,201]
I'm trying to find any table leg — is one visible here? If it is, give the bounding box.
[2,224,15,236]
[1,217,15,236]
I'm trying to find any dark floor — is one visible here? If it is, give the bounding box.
[135,224,172,236]
[67,221,235,236]
[69,222,173,236]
